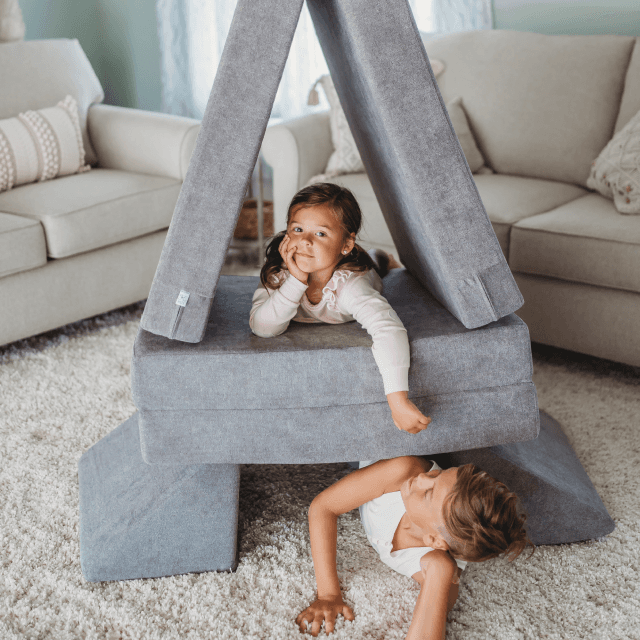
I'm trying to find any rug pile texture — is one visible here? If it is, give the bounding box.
[1,303,638,639]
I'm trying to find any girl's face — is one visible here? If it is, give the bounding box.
[400,466,459,552]
[286,204,355,276]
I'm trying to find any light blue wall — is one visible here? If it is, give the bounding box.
[493,0,640,36]
[20,0,162,111]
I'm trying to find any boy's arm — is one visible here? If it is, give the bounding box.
[407,551,459,640]
[297,457,425,636]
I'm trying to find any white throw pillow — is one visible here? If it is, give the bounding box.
[0,95,90,193]
[587,108,640,214]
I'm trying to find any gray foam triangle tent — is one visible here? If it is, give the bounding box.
[78,0,613,583]
[140,0,521,343]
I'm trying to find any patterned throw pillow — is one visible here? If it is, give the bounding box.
[587,108,640,214]
[0,95,90,194]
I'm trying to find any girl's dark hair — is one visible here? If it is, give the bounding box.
[443,464,535,563]
[260,182,378,290]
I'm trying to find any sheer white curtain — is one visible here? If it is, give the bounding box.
[156,0,492,119]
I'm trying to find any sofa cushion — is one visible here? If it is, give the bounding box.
[0,212,46,277]
[472,174,588,258]
[425,30,635,187]
[510,194,640,294]
[0,168,181,258]
[614,37,640,134]
[0,39,104,165]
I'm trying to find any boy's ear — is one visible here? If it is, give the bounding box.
[422,533,450,552]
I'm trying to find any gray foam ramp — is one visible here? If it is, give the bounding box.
[78,413,240,582]
[307,0,523,328]
[432,411,615,545]
[132,270,539,464]
[140,0,304,342]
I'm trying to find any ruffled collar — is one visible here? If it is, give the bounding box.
[278,268,356,311]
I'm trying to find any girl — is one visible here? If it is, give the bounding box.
[250,183,430,434]
[296,456,534,639]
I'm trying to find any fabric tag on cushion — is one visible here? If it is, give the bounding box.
[0,95,90,193]
[587,107,640,214]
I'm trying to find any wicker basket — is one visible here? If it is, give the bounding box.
[233,199,274,240]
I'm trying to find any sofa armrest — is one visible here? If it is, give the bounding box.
[88,104,200,181]
[262,111,332,230]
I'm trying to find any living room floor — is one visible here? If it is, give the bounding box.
[1,274,638,640]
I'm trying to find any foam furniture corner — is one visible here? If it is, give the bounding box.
[79,413,240,582]
[432,411,615,546]
[140,0,522,344]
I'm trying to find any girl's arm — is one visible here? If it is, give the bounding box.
[249,275,307,337]
[406,551,459,640]
[296,457,421,636]
[339,276,430,434]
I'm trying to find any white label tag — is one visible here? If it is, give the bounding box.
[175,290,190,307]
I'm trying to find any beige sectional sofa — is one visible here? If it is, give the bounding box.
[263,30,640,368]
[0,38,199,346]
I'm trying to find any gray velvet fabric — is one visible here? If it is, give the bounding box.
[133,270,533,411]
[307,0,523,329]
[78,413,240,582]
[139,0,304,342]
[432,411,615,545]
[132,270,539,464]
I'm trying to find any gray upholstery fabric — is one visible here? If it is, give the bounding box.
[139,0,305,343]
[307,0,523,329]
[432,411,615,545]
[78,413,240,582]
[132,270,539,464]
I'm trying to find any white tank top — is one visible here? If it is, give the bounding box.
[358,460,468,578]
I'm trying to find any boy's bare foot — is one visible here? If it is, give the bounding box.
[387,254,402,270]
[369,249,403,278]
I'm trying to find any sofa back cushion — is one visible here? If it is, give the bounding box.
[0,38,104,165]
[614,37,640,134]
[424,30,635,187]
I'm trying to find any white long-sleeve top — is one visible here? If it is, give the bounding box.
[249,268,410,395]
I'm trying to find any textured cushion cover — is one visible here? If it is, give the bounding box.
[0,168,181,258]
[0,212,46,277]
[0,39,104,165]
[132,270,539,464]
[79,413,239,582]
[587,108,640,214]
[510,193,640,294]
[472,174,588,258]
[425,30,635,187]
[0,95,89,193]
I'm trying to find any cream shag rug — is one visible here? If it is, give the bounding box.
[1,302,639,640]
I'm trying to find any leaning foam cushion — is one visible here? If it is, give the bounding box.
[132,270,539,464]
[78,413,240,582]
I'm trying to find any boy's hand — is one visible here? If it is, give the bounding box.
[387,391,431,434]
[279,234,308,285]
[296,596,354,636]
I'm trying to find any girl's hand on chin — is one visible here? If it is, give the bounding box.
[296,597,355,636]
[279,234,309,284]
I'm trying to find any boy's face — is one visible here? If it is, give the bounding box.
[400,466,459,553]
